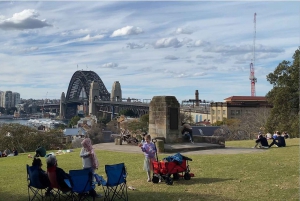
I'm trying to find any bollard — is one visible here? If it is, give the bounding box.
[115,137,122,145]
[156,139,164,153]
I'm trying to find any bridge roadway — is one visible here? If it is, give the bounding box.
[94,100,149,108]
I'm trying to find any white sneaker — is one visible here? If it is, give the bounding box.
[147,178,151,182]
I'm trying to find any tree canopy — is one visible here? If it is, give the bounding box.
[265,48,299,137]
[68,115,81,128]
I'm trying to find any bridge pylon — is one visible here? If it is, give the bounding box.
[89,81,100,116]
[110,81,122,102]
[60,92,66,119]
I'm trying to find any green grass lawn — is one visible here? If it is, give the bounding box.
[0,139,299,201]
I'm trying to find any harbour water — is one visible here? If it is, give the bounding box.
[0,119,68,126]
[0,119,29,125]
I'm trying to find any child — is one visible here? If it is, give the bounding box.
[80,138,101,198]
[80,138,99,171]
[138,134,156,182]
[141,132,147,144]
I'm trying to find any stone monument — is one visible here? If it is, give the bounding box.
[148,96,181,143]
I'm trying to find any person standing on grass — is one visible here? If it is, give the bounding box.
[80,138,101,198]
[269,131,286,148]
[138,134,156,182]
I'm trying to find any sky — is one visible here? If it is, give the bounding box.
[0,1,299,103]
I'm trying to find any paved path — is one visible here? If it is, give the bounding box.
[93,142,267,155]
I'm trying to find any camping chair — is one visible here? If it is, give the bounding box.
[47,170,72,201]
[102,163,128,201]
[26,164,49,201]
[64,169,96,201]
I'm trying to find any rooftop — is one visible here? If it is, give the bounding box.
[224,96,267,102]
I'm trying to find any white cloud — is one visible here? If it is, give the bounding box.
[154,37,182,48]
[175,73,190,78]
[193,72,207,76]
[101,62,118,68]
[68,34,105,43]
[110,26,143,37]
[189,40,211,47]
[0,9,52,30]
[204,44,284,55]
[175,27,193,35]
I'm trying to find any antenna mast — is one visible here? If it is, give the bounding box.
[249,13,257,96]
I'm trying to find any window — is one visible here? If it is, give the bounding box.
[231,110,235,115]
[212,110,215,115]
[217,116,220,120]
[217,110,220,115]
[223,110,226,115]
[236,110,241,115]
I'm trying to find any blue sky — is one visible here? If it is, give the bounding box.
[0,1,298,102]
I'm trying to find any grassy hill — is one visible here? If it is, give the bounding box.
[0,138,298,201]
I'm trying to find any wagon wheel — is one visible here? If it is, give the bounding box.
[173,173,180,181]
[165,176,173,185]
[152,176,159,183]
[184,172,191,180]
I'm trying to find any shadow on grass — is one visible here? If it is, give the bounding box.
[2,187,237,201]
[173,177,234,185]
[126,189,237,201]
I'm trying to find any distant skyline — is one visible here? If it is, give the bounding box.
[0,1,298,102]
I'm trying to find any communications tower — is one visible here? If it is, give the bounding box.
[249,13,257,96]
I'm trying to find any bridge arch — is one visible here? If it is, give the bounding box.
[65,70,110,102]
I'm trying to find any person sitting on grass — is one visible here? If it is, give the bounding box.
[253,134,269,148]
[46,155,71,192]
[13,148,18,156]
[269,131,286,148]
[181,122,194,143]
[35,146,46,157]
[31,157,52,196]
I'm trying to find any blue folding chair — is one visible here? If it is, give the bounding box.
[26,164,50,201]
[102,163,128,201]
[64,169,96,201]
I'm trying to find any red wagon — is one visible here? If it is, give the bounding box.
[151,140,193,185]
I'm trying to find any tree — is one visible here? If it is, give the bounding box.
[68,115,81,128]
[124,114,149,135]
[180,111,194,124]
[119,109,137,117]
[265,48,299,137]
[0,123,64,152]
[6,107,17,115]
[86,123,104,144]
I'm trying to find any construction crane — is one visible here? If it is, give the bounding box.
[249,13,257,96]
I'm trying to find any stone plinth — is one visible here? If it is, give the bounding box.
[149,96,181,143]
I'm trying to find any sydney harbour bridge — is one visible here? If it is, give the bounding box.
[58,70,150,119]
